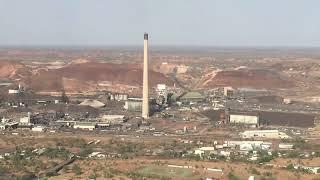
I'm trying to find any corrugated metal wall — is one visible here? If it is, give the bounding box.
[230,114,258,124]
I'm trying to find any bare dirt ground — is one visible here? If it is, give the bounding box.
[2,132,320,179]
[50,158,319,180]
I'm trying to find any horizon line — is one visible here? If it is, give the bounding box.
[1,44,320,49]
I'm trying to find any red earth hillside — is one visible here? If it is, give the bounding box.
[0,60,31,79]
[197,68,294,89]
[25,62,173,92]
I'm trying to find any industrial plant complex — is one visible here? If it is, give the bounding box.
[0,34,320,179]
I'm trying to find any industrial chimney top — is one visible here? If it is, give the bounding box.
[144,33,148,40]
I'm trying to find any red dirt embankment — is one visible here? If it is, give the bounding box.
[0,60,31,79]
[25,62,173,92]
[198,68,294,89]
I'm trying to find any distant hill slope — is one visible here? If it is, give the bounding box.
[0,60,31,79]
[24,62,173,92]
[197,68,294,89]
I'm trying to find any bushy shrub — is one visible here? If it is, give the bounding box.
[72,164,82,175]
[228,172,240,180]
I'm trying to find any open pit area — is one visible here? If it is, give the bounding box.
[1,47,320,179]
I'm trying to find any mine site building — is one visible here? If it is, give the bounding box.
[73,122,96,131]
[109,93,128,101]
[19,112,32,125]
[223,87,234,97]
[124,98,143,112]
[100,115,127,124]
[194,147,215,157]
[178,91,205,104]
[224,140,272,151]
[8,89,20,94]
[0,122,19,130]
[259,111,315,128]
[229,112,259,127]
[79,99,105,108]
[20,117,30,124]
[32,126,46,132]
[278,143,294,150]
[240,130,290,139]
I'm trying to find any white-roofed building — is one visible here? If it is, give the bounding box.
[79,99,105,108]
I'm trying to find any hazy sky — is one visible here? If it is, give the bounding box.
[0,0,319,46]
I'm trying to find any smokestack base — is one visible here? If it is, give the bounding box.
[144,33,148,40]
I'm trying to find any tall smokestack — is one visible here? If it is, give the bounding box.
[142,33,149,119]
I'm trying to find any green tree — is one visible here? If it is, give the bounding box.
[88,173,97,180]
[286,163,295,171]
[78,147,93,157]
[72,164,82,175]
[249,167,260,175]
[0,165,7,174]
[228,172,240,180]
[287,151,299,158]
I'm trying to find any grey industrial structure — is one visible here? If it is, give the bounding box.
[229,112,259,127]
